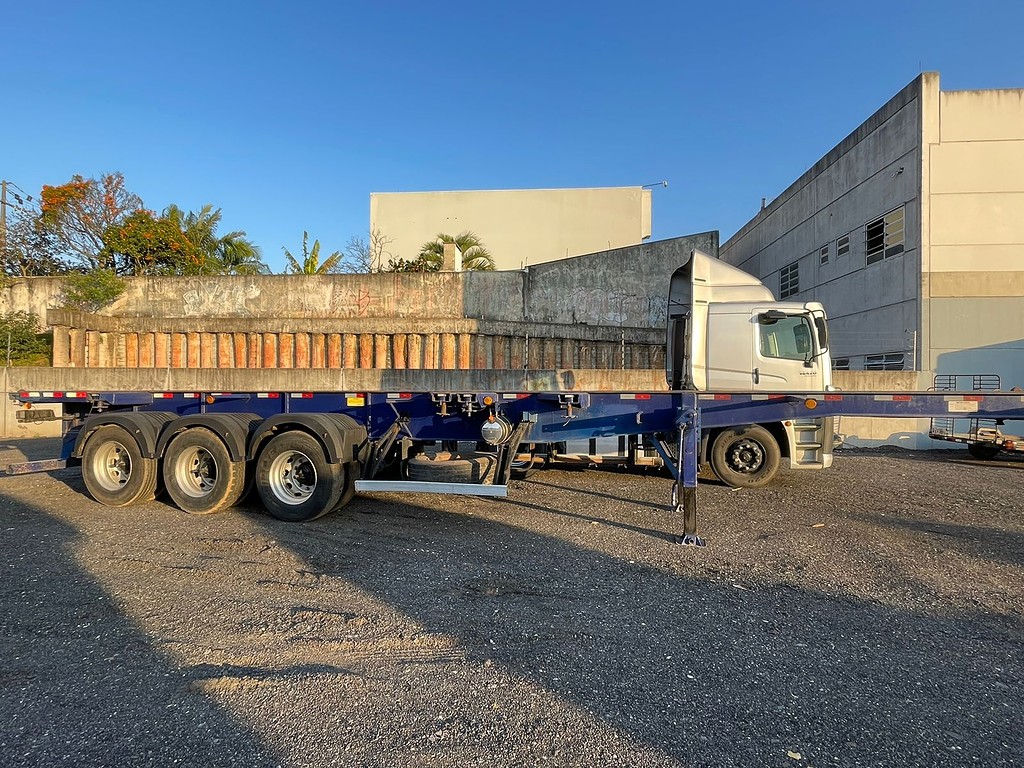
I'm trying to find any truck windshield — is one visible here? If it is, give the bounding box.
[759,315,814,361]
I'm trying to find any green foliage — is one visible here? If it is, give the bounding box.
[0,311,51,366]
[60,269,127,312]
[164,204,268,275]
[381,255,439,273]
[417,231,495,271]
[283,232,344,274]
[99,211,201,276]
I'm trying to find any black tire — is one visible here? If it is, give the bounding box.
[709,425,781,488]
[406,450,496,483]
[163,428,247,515]
[255,431,345,522]
[967,443,1001,460]
[81,424,159,507]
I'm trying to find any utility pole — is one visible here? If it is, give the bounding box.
[0,179,7,256]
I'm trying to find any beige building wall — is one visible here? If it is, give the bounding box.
[370,187,653,270]
[924,87,1024,386]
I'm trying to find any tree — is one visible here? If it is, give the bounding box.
[39,172,143,270]
[1,193,70,277]
[341,229,394,273]
[163,205,267,275]
[99,210,200,276]
[417,231,495,271]
[283,232,343,274]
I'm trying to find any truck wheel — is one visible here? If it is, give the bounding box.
[710,425,780,488]
[407,450,496,483]
[967,443,1000,460]
[255,431,345,522]
[163,428,247,515]
[82,425,159,507]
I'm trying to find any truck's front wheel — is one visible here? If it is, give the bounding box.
[709,425,780,488]
[82,425,159,507]
[255,431,346,522]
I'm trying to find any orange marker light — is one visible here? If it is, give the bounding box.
[805,398,818,410]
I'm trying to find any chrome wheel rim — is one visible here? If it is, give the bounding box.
[90,440,132,492]
[174,446,218,498]
[268,450,317,505]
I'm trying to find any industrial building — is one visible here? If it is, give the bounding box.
[370,186,652,270]
[719,72,1024,390]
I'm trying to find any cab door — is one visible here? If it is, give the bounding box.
[754,311,821,391]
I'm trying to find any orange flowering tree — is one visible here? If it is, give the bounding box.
[40,172,144,270]
[98,211,205,276]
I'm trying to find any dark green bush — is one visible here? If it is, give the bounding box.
[61,269,126,312]
[0,311,51,366]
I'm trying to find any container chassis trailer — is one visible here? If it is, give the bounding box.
[9,386,1024,547]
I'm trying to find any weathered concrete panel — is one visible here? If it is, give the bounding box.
[524,233,718,327]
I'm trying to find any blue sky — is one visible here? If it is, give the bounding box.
[4,1,1023,273]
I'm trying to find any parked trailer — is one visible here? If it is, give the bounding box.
[9,386,1024,546]
[929,374,1024,460]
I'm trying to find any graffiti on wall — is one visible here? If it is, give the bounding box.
[567,288,668,327]
[183,283,261,317]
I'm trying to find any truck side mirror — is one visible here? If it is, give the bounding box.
[814,316,828,351]
[758,310,786,325]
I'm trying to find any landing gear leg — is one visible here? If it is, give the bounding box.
[672,403,704,547]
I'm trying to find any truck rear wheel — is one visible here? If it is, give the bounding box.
[255,431,345,522]
[82,425,159,507]
[163,428,247,515]
[709,425,780,488]
[967,443,1000,460]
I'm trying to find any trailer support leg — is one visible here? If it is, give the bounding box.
[672,403,704,547]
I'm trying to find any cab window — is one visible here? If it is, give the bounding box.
[759,315,813,361]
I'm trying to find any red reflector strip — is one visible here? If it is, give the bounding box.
[343,392,365,399]
[965,395,984,401]
[714,394,732,400]
[893,395,912,401]
[824,394,844,401]
[619,393,651,400]
[153,392,173,399]
[289,392,314,399]
[52,392,64,398]
[386,393,412,400]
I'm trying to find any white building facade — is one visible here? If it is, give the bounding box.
[720,73,1024,390]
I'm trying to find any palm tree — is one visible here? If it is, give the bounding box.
[417,231,495,271]
[282,232,344,274]
[164,204,267,275]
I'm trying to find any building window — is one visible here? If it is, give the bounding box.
[832,358,850,370]
[865,206,905,265]
[837,234,850,258]
[780,261,799,298]
[864,353,905,370]
[819,245,829,265]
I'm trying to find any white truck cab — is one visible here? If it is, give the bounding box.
[666,249,834,486]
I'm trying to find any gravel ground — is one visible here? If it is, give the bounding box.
[0,438,1020,768]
